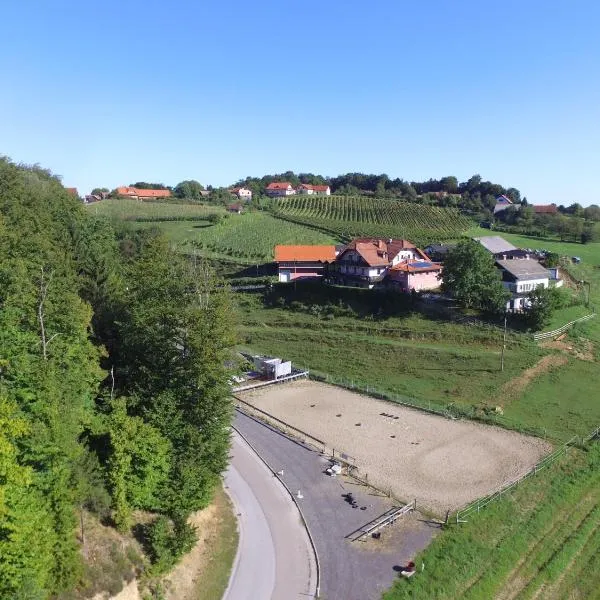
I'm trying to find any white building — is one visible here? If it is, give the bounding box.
[230,187,253,201]
[296,184,331,195]
[496,258,551,312]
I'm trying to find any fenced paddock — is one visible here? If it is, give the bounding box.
[238,380,552,516]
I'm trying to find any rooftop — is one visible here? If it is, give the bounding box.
[274,245,337,263]
[496,258,550,280]
[266,182,293,190]
[475,236,518,254]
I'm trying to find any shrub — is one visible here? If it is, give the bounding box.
[143,516,196,575]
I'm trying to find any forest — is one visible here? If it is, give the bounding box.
[0,157,235,597]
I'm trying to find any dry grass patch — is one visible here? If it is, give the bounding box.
[500,354,568,404]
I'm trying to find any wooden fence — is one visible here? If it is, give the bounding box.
[533,313,595,341]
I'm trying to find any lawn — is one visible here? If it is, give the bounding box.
[383,443,600,600]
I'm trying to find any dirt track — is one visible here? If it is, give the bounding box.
[239,380,551,514]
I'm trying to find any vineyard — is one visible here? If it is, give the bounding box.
[85,198,224,220]
[273,195,473,244]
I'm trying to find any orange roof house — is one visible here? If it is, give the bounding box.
[265,182,295,197]
[273,245,337,282]
[65,187,79,197]
[116,186,172,199]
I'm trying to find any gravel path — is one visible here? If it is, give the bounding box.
[239,380,552,514]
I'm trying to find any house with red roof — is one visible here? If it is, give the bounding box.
[296,184,331,196]
[333,238,435,289]
[533,204,558,215]
[115,186,172,200]
[65,187,79,198]
[274,245,337,282]
[265,182,296,197]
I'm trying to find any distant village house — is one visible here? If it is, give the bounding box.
[115,186,172,200]
[265,182,296,197]
[230,187,253,201]
[296,184,331,196]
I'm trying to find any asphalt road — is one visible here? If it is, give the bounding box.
[222,431,318,600]
[234,409,437,600]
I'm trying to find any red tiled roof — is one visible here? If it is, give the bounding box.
[274,245,337,263]
[65,187,79,196]
[533,204,558,214]
[116,186,171,198]
[266,182,293,190]
[339,238,424,267]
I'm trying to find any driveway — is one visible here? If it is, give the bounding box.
[234,409,438,600]
[223,431,317,600]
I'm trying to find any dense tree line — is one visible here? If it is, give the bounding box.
[0,158,234,597]
[231,171,522,215]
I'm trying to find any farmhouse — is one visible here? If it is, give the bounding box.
[230,187,253,201]
[497,258,551,312]
[116,186,171,200]
[296,184,331,196]
[332,238,434,289]
[493,194,516,215]
[274,245,337,282]
[265,182,296,197]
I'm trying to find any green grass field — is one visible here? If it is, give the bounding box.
[274,195,473,245]
[383,443,600,600]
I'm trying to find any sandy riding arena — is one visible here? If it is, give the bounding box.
[238,380,551,515]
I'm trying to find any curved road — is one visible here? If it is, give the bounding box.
[223,431,318,600]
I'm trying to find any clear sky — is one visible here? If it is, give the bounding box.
[2,0,599,205]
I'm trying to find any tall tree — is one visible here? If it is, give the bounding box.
[441,239,509,313]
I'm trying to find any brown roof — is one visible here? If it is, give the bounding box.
[266,182,293,190]
[533,204,558,214]
[228,203,243,211]
[65,187,79,196]
[339,238,426,267]
[274,245,337,263]
[116,186,171,198]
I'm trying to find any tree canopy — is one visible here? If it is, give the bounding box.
[0,157,235,596]
[441,239,509,313]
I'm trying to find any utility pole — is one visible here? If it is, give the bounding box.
[501,313,507,372]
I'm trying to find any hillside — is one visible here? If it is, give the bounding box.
[273,195,473,245]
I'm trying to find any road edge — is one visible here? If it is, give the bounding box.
[232,425,321,599]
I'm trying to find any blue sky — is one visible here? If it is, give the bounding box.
[2,0,599,204]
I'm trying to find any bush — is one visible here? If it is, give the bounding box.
[143,516,196,575]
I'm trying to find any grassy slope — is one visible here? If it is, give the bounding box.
[382,444,600,600]
[191,485,238,600]
[133,211,340,261]
[467,226,600,436]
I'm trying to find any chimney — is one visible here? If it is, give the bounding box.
[388,238,393,244]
